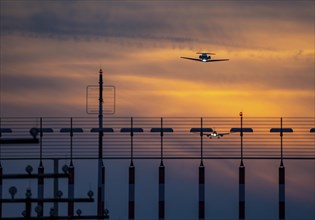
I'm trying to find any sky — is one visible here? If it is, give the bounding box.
[0,0,314,219]
[0,0,314,117]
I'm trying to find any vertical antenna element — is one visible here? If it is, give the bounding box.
[159,117,165,219]
[240,112,243,166]
[131,117,134,163]
[98,68,104,218]
[279,117,285,220]
[40,117,43,164]
[70,117,73,165]
[200,117,203,163]
[160,117,163,163]
[239,112,245,220]
[199,117,205,220]
[280,117,283,166]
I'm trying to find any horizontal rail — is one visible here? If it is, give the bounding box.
[0,117,314,160]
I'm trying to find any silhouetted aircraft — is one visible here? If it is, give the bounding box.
[180,52,229,62]
[205,130,230,139]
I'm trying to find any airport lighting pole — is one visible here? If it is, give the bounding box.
[98,68,104,218]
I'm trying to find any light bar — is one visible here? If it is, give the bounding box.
[90,128,114,133]
[29,128,53,138]
[230,128,253,133]
[0,128,12,133]
[270,128,293,133]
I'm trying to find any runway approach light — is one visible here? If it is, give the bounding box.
[230,128,253,133]
[9,186,17,199]
[270,128,293,133]
[25,165,33,175]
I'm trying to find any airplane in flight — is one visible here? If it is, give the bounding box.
[180,52,229,62]
[205,130,230,139]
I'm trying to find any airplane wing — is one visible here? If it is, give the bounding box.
[196,52,216,55]
[207,59,229,62]
[180,57,202,62]
[219,133,230,136]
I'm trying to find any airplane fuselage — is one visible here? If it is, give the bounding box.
[199,53,211,62]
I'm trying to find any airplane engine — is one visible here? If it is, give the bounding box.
[208,56,211,59]
[199,55,202,59]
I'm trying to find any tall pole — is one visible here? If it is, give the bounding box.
[98,68,105,218]
[0,117,2,218]
[279,117,285,220]
[68,162,75,217]
[199,117,205,220]
[280,118,283,166]
[38,117,44,218]
[68,118,74,217]
[239,112,245,220]
[129,117,135,220]
[0,159,2,219]
[25,189,32,219]
[53,159,59,216]
[159,117,165,220]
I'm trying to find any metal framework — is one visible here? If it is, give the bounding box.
[0,116,314,160]
[0,116,314,219]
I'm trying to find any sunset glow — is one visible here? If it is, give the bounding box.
[0,1,314,219]
[1,1,314,117]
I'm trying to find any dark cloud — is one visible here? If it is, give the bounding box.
[2,1,312,49]
[1,1,193,43]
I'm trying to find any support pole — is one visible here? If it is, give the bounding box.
[199,117,205,220]
[101,161,105,215]
[38,163,44,217]
[270,119,293,220]
[279,117,285,220]
[25,189,32,219]
[159,161,165,220]
[68,118,74,217]
[279,165,285,220]
[38,117,44,218]
[53,159,59,216]
[0,118,2,218]
[199,162,205,220]
[129,161,135,220]
[129,117,135,220]
[0,162,2,218]
[98,68,105,218]
[68,162,74,217]
[239,112,245,220]
[159,118,165,220]
[239,165,245,220]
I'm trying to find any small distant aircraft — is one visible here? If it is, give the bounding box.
[205,130,230,139]
[180,52,229,62]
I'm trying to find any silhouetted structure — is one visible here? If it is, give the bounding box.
[0,116,314,219]
[270,118,293,220]
[151,118,173,220]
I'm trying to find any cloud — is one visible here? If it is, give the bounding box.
[1,1,313,50]
[0,1,314,117]
[1,35,313,117]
